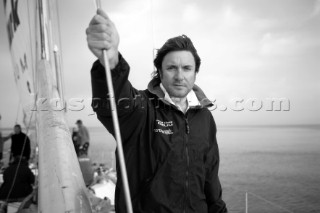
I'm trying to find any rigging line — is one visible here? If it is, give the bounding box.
[27,0,36,92]
[92,0,98,11]
[54,0,65,89]
[35,0,40,94]
[54,0,63,55]
[26,0,39,190]
[247,191,294,213]
[5,109,35,203]
[15,102,20,125]
[226,186,295,213]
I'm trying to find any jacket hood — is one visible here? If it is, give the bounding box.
[147,78,213,108]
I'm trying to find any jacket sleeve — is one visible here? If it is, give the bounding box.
[91,53,145,143]
[204,116,228,213]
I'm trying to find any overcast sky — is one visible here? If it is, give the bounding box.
[0,0,320,128]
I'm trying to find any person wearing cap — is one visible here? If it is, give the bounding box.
[75,120,90,157]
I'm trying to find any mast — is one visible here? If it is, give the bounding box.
[38,0,49,60]
[35,0,92,212]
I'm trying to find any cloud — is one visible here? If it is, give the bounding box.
[259,33,297,56]
[182,4,201,24]
[310,0,320,18]
[1,0,319,126]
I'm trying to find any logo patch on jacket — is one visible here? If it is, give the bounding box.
[154,119,173,135]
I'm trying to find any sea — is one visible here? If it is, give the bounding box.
[1,125,319,213]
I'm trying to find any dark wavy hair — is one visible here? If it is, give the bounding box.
[152,35,201,80]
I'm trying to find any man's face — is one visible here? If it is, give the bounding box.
[160,51,197,99]
[14,126,21,134]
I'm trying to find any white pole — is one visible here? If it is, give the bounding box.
[53,45,65,110]
[94,1,133,213]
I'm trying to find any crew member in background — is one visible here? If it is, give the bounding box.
[71,126,80,156]
[75,120,93,186]
[0,156,35,201]
[75,120,90,157]
[2,124,31,163]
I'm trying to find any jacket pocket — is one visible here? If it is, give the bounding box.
[132,162,168,212]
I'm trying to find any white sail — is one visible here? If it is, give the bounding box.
[3,0,36,128]
[3,0,94,212]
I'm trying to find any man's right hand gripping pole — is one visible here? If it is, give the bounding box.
[86,8,119,70]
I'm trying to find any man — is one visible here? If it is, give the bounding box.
[71,126,80,155]
[86,9,227,213]
[75,119,90,156]
[2,124,31,162]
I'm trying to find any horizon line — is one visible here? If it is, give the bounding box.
[1,123,320,130]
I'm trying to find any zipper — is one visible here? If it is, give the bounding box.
[184,116,190,213]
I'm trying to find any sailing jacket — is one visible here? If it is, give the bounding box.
[91,53,227,213]
[0,159,35,201]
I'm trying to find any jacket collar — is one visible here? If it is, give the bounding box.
[147,78,213,108]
